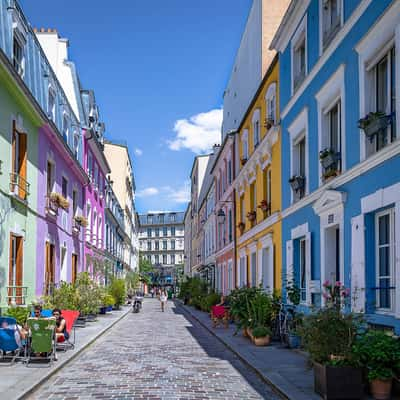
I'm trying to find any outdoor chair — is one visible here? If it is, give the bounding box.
[30,309,53,318]
[210,305,229,329]
[25,318,56,367]
[56,310,80,351]
[0,317,26,365]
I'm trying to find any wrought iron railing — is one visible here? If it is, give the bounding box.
[9,172,30,200]
[45,194,59,216]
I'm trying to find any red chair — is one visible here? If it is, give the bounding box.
[211,305,229,328]
[58,310,79,350]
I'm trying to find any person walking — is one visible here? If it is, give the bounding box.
[160,290,168,312]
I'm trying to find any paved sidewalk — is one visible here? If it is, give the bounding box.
[0,306,131,400]
[176,301,320,400]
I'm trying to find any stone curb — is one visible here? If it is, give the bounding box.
[17,306,131,400]
[176,300,294,400]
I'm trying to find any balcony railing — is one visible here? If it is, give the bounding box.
[6,286,28,305]
[45,194,59,217]
[9,172,30,200]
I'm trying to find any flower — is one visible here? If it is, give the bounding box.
[323,280,331,288]
[335,281,342,287]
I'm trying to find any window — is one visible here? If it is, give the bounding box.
[292,133,306,201]
[250,183,257,213]
[155,241,159,250]
[155,255,159,264]
[321,0,342,50]
[163,227,167,236]
[73,132,79,158]
[62,177,68,199]
[159,214,164,223]
[170,214,176,222]
[240,196,245,223]
[11,122,28,199]
[87,152,93,179]
[147,215,152,224]
[228,159,232,184]
[375,209,395,311]
[171,226,176,236]
[62,115,69,142]
[72,190,78,215]
[13,35,25,77]
[252,110,260,148]
[147,241,151,251]
[155,227,160,237]
[48,89,56,122]
[228,209,233,242]
[292,17,307,92]
[46,161,54,194]
[163,255,167,264]
[264,168,272,214]
[265,83,277,126]
[299,238,307,303]
[171,254,175,264]
[147,228,152,238]
[163,240,167,250]
[171,240,175,250]
[328,101,341,168]
[241,130,249,161]
[93,211,97,245]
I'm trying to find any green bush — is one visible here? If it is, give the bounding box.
[74,272,102,315]
[108,278,126,307]
[179,277,209,308]
[5,307,30,325]
[248,291,273,329]
[51,281,79,310]
[252,325,272,338]
[352,330,400,381]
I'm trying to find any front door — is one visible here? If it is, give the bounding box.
[72,254,77,284]
[45,242,55,295]
[8,234,23,305]
[324,225,341,284]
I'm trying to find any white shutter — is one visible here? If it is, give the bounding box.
[257,249,263,287]
[395,202,400,318]
[268,245,275,294]
[351,215,365,313]
[305,232,312,306]
[286,240,294,303]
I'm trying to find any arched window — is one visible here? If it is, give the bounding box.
[265,82,277,127]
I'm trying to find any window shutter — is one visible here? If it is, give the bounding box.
[305,232,312,305]
[286,240,294,303]
[351,215,366,313]
[268,244,275,294]
[18,132,27,199]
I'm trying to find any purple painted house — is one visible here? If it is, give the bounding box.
[37,122,88,297]
[81,90,111,276]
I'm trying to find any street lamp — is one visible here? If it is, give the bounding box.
[217,209,226,225]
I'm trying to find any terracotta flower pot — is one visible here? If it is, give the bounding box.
[242,328,248,337]
[254,336,271,346]
[370,378,392,400]
[246,327,254,342]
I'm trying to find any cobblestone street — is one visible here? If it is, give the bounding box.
[29,299,281,400]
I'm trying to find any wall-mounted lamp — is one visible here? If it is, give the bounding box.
[217,209,226,225]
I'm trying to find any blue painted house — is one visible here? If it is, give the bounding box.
[270,0,400,332]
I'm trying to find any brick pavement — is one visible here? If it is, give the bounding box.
[28,299,282,400]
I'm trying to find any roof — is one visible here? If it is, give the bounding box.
[138,211,185,226]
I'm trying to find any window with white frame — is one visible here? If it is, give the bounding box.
[252,109,260,148]
[73,131,79,159]
[292,17,307,92]
[62,114,69,142]
[13,32,25,77]
[241,130,249,161]
[292,134,306,200]
[48,88,56,122]
[265,83,277,126]
[299,237,307,303]
[375,209,395,312]
[321,0,342,49]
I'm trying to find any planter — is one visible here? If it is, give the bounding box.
[254,335,271,346]
[106,306,113,312]
[370,379,392,400]
[247,212,256,222]
[320,152,340,170]
[241,158,247,166]
[362,115,391,140]
[287,333,301,349]
[289,176,305,192]
[243,328,249,338]
[314,362,363,400]
[246,327,254,342]
[99,307,107,315]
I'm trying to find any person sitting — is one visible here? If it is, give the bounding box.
[52,309,69,343]
[1,319,27,347]
[33,304,42,318]
[217,295,229,307]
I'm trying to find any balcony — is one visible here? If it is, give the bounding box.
[6,286,28,305]
[9,172,30,201]
[45,194,59,217]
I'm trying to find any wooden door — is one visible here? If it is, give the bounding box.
[45,242,55,295]
[8,234,23,305]
[18,132,27,199]
[71,254,77,284]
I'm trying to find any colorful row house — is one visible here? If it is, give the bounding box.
[0,0,138,309]
[270,0,400,332]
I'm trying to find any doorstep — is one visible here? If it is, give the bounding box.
[176,301,320,400]
[0,306,131,400]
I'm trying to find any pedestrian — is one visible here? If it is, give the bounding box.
[160,290,168,312]
[150,288,154,298]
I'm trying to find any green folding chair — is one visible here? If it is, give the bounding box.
[26,318,56,367]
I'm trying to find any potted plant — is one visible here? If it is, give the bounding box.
[319,148,340,170]
[252,326,272,346]
[237,222,245,234]
[246,211,257,222]
[108,278,126,310]
[323,169,339,181]
[74,215,88,228]
[352,330,400,400]
[286,283,302,348]
[241,158,247,166]
[105,294,115,312]
[258,200,271,214]
[299,282,364,399]
[49,192,69,211]
[289,175,305,192]
[358,111,391,141]
[264,117,274,130]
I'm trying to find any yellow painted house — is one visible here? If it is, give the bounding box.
[234,55,282,293]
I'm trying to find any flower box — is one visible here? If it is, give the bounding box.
[358,112,392,141]
[289,175,305,192]
[237,222,245,234]
[49,192,69,210]
[314,362,363,400]
[74,215,88,228]
[264,117,274,130]
[258,200,271,213]
[319,149,340,170]
[241,158,247,166]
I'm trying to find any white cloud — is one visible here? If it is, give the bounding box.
[134,148,143,156]
[136,187,159,197]
[164,180,190,203]
[168,108,222,154]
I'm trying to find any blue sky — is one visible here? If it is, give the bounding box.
[20,0,252,213]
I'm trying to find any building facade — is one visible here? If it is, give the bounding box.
[271,0,400,331]
[138,212,185,286]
